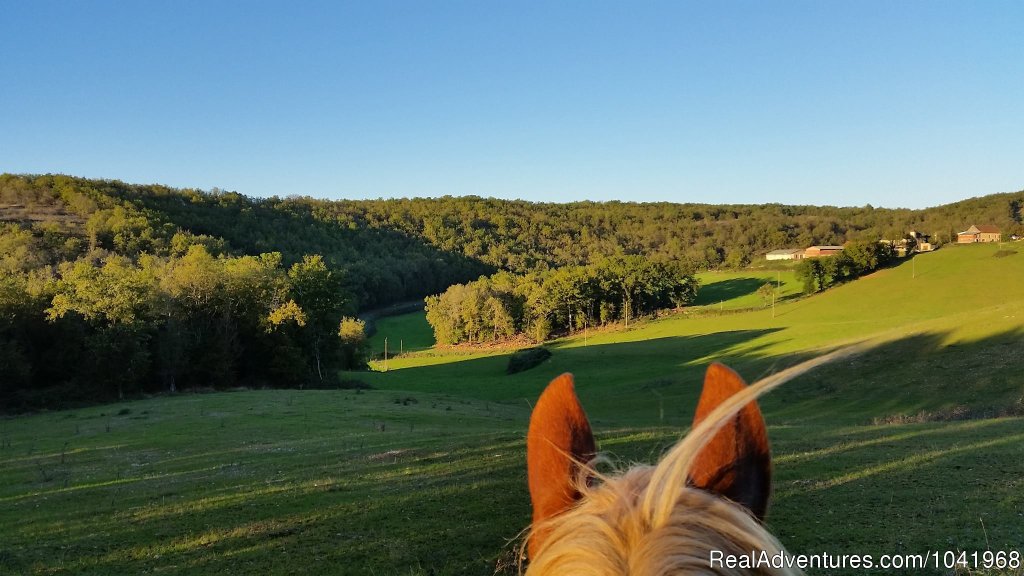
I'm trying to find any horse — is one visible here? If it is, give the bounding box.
[522,349,856,575]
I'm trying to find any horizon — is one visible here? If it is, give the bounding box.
[7,171,1018,213]
[4,2,1023,209]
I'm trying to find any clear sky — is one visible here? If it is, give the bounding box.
[3,1,1022,208]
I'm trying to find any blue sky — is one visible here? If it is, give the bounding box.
[2,1,1022,208]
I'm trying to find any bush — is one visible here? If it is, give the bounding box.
[506,347,552,375]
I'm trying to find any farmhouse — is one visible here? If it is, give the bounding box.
[907,230,935,252]
[765,248,805,261]
[803,245,844,258]
[957,225,1001,243]
[880,239,910,257]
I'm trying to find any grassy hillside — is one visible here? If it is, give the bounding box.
[3,242,1022,575]
[363,244,1024,425]
[0,390,529,574]
[3,394,1021,575]
[693,268,801,310]
[367,311,435,358]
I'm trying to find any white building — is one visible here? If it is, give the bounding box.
[765,248,805,261]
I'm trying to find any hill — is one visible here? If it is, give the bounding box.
[0,174,491,310]
[364,243,1024,425]
[3,172,1023,409]
[2,243,1022,574]
[4,173,1023,305]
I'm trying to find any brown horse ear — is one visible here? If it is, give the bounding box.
[689,363,772,519]
[527,373,596,559]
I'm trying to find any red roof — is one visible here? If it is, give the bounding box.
[976,225,1000,234]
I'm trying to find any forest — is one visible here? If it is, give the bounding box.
[0,175,370,410]
[2,173,1023,409]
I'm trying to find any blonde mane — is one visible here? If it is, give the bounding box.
[523,347,861,575]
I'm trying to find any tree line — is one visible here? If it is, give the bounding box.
[8,174,1021,308]
[2,243,369,410]
[424,256,699,345]
[273,192,1024,274]
[45,174,1023,291]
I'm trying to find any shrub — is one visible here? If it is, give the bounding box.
[506,347,552,375]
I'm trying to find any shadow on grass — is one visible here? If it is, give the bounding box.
[693,277,771,306]
[362,328,785,425]
[765,415,1024,571]
[6,407,1022,575]
[3,326,1023,575]
[765,326,1024,424]
[367,324,1024,431]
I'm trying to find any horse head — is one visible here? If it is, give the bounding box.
[522,351,854,575]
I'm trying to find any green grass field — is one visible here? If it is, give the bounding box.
[693,268,802,310]
[367,309,435,358]
[3,243,1023,575]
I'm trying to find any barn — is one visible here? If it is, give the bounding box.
[765,248,805,261]
[957,225,1001,243]
[803,245,844,258]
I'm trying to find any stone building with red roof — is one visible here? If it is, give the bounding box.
[957,225,1001,243]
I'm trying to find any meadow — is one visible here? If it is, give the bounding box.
[368,311,435,359]
[692,267,801,310]
[2,243,1022,575]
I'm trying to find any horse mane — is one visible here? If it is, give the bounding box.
[522,347,861,575]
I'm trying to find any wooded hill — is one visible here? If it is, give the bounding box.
[5,174,1022,301]
[2,173,1022,408]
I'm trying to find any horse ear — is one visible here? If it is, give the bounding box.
[527,373,596,559]
[689,363,772,520]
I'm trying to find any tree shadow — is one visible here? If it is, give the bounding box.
[368,324,1024,430]
[363,328,787,427]
[693,277,769,306]
[6,326,1023,576]
[765,326,1024,424]
[408,326,1023,572]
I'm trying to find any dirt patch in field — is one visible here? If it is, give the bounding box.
[367,449,419,462]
